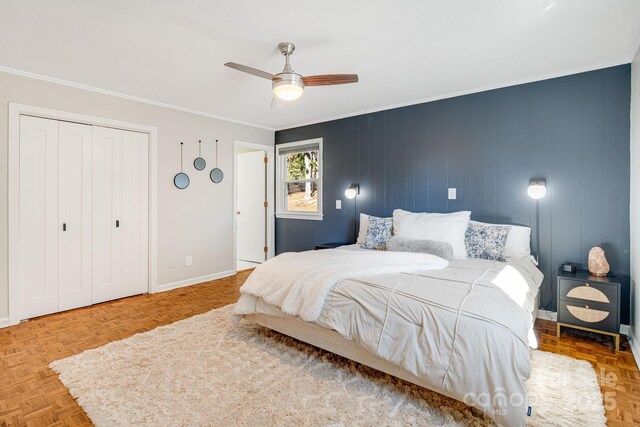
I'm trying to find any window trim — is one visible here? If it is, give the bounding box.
[276,138,323,220]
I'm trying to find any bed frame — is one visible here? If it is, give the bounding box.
[245,312,456,397]
[244,293,540,407]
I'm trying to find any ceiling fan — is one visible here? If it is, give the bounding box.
[225,42,358,108]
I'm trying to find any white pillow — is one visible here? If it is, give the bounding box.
[392,209,471,259]
[469,220,533,262]
[356,213,370,244]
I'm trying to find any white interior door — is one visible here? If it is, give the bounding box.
[121,130,149,298]
[92,126,123,304]
[18,116,60,319]
[237,150,266,263]
[58,122,93,311]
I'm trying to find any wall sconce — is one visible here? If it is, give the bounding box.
[527,179,546,264]
[527,179,546,200]
[345,185,360,242]
[345,184,359,199]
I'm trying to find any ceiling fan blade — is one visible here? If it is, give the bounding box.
[270,95,284,110]
[303,74,359,86]
[224,62,274,80]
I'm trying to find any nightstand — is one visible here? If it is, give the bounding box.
[556,268,621,350]
[314,242,350,250]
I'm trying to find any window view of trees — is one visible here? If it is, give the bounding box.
[285,151,319,212]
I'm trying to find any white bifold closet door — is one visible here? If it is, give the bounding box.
[19,116,62,319]
[92,127,149,303]
[18,116,148,320]
[120,130,149,297]
[58,121,93,311]
[92,127,121,304]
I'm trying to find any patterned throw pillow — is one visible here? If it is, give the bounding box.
[362,216,393,250]
[465,222,511,261]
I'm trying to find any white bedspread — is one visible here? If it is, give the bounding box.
[238,249,448,321]
[234,248,543,426]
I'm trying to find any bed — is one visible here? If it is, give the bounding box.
[233,244,543,427]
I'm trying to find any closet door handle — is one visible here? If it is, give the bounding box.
[116,220,120,228]
[62,223,67,231]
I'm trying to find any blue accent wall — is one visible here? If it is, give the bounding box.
[275,65,631,323]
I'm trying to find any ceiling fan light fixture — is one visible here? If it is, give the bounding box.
[225,42,358,107]
[273,84,304,101]
[273,73,304,101]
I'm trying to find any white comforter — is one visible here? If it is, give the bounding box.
[234,248,543,427]
[238,249,448,321]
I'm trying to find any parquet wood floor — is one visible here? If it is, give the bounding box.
[0,270,638,426]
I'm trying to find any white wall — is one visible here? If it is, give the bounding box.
[631,46,640,356]
[0,71,274,320]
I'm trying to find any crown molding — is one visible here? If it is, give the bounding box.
[0,66,275,131]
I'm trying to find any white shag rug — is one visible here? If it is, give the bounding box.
[50,305,606,427]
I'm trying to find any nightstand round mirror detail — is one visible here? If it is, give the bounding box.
[566,285,609,303]
[566,305,609,323]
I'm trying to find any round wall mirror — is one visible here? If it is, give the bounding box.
[174,172,190,189]
[210,168,223,183]
[174,142,190,190]
[210,139,224,183]
[194,157,206,171]
[193,139,206,171]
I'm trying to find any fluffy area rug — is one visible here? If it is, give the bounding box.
[50,305,605,426]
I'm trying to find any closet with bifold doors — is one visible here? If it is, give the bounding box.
[17,115,149,320]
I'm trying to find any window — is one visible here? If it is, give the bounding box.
[276,138,323,220]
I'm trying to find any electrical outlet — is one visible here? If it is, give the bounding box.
[448,188,457,200]
[336,200,342,209]
[186,256,193,266]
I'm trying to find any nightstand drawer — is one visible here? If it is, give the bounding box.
[558,300,619,333]
[558,278,617,304]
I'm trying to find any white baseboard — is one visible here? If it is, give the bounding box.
[536,309,557,321]
[0,271,237,329]
[626,326,640,370]
[155,270,236,293]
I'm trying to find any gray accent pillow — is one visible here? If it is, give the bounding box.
[361,216,393,250]
[386,236,454,260]
[464,222,511,261]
